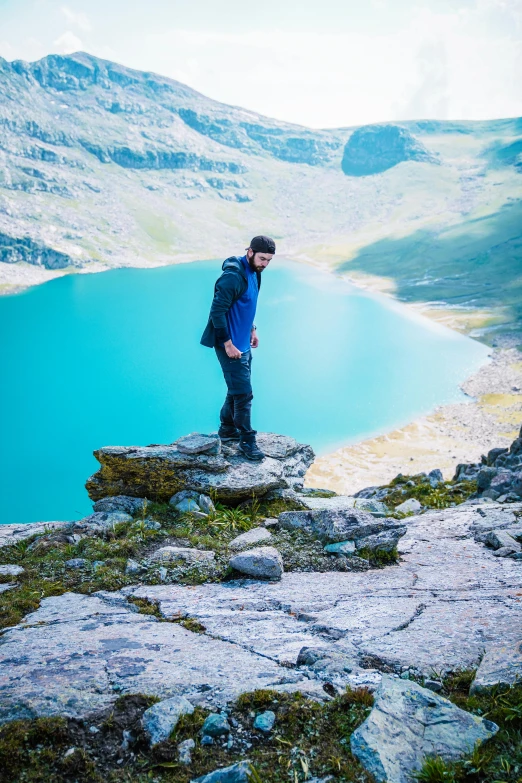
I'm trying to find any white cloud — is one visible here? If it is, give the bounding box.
[136,1,522,127]
[61,6,92,32]
[53,31,83,54]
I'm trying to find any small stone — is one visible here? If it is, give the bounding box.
[400,670,410,679]
[141,695,194,746]
[199,494,216,514]
[229,527,272,550]
[121,729,134,750]
[176,433,221,455]
[424,680,443,692]
[63,748,76,758]
[0,564,24,578]
[65,558,88,570]
[175,498,201,513]
[93,560,105,570]
[201,734,214,746]
[178,737,195,764]
[169,490,201,507]
[493,546,516,557]
[262,517,279,528]
[125,558,144,575]
[486,529,521,552]
[253,710,276,733]
[158,567,168,581]
[89,725,99,734]
[323,541,356,555]
[201,713,230,737]
[395,498,422,514]
[193,760,253,782]
[229,546,284,580]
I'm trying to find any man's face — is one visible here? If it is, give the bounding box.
[246,248,274,271]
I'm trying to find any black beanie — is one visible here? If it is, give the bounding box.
[250,235,276,254]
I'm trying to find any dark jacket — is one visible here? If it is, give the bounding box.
[200,256,262,348]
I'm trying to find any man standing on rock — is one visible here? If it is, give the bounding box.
[201,235,276,461]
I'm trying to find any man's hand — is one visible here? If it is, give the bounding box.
[224,339,242,359]
[250,329,259,349]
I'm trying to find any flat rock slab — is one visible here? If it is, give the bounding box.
[0,592,321,725]
[86,432,314,503]
[0,522,67,549]
[300,496,389,517]
[175,433,220,455]
[471,639,522,693]
[351,676,498,783]
[1,502,521,725]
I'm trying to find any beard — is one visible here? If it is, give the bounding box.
[248,255,266,272]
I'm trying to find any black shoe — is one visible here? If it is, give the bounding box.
[218,426,241,442]
[238,439,265,461]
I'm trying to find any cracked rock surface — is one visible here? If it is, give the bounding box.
[1,502,521,725]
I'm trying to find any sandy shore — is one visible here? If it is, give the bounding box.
[305,347,522,495]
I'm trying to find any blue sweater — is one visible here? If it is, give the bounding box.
[226,255,259,352]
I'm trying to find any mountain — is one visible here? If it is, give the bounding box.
[0,52,521,342]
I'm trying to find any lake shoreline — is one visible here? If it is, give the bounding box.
[305,344,522,494]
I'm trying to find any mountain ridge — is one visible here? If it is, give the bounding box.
[0,51,521,342]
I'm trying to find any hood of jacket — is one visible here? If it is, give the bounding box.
[222,255,248,281]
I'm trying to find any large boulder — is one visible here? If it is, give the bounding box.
[341,124,435,177]
[86,432,314,504]
[351,676,498,783]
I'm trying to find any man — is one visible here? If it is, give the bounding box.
[200,235,276,461]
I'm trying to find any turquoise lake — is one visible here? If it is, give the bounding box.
[0,258,489,524]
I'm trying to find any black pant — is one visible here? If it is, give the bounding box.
[214,347,255,439]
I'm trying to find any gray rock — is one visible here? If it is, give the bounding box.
[201,734,214,746]
[324,541,356,555]
[178,737,195,764]
[351,676,498,783]
[176,433,221,455]
[485,529,521,552]
[0,564,24,578]
[65,558,88,569]
[176,498,201,513]
[93,496,147,515]
[169,490,202,507]
[493,546,516,557]
[428,469,443,482]
[279,508,404,545]
[470,640,522,694]
[125,559,144,575]
[355,528,406,553]
[86,433,315,504]
[262,518,279,528]
[199,494,216,514]
[193,760,253,783]
[299,495,389,518]
[150,546,215,565]
[229,528,272,550]
[229,547,283,580]
[253,710,275,732]
[73,511,133,536]
[424,680,442,693]
[141,695,194,746]
[395,498,421,514]
[201,713,230,737]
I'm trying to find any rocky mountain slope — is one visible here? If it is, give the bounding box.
[0,52,521,342]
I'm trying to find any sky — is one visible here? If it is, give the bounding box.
[0,0,521,128]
